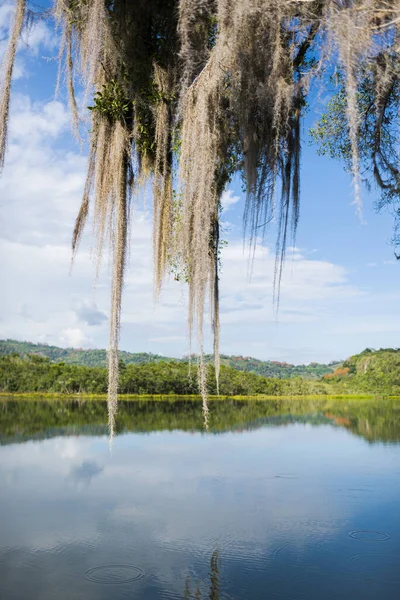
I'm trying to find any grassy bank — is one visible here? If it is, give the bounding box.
[0,392,397,401]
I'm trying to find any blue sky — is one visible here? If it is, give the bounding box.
[0,2,399,364]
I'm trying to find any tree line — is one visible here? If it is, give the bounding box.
[0,354,319,396]
[0,350,399,396]
[0,339,338,379]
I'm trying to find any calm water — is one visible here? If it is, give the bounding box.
[1,397,400,599]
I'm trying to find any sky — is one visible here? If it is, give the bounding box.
[0,2,399,365]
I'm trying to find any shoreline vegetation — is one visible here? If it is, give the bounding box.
[1,393,399,401]
[0,339,339,379]
[1,346,399,397]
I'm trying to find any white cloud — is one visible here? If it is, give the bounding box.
[60,327,91,348]
[73,300,107,326]
[149,335,186,344]
[0,95,399,363]
[9,95,69,141]
[20,21,57,56]
[0,95,85,247]
[1,424,392,600]
[0,3,13,33]
[221,188,240,212]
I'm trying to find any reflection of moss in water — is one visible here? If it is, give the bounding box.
[1,397,400,445]
[184,550,220,600]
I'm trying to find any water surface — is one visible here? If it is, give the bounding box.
[1,397,400,599]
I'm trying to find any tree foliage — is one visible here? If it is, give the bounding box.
[0,353,321,396]
[1,348,399,397]
[1,1,399,432]
[0,339,339,378]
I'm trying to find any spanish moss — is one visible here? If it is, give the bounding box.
[0,0,26,172]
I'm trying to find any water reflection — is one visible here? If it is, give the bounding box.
[184,550,221,599]
[70,460,103,484]
[1,397,400,599]
[2,396,400,444]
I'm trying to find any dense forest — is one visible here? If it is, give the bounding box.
[0,354,324,396]
[0,347,399,397]
[322,348,400,395]
[0,340,339,379]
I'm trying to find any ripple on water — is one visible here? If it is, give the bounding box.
[349,530,390,542]
[270,542,324,573]
[349,554,400,583]
[85,565,144,585]
[270,542,293,560]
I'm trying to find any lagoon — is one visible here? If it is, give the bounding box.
[1,397,400,599]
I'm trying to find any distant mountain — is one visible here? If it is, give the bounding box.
[216,354,340,379]
[0,339,172,368]
[0,339,339,379]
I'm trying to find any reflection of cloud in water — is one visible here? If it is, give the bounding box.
[1,421,400,600]
[70,460,103,484]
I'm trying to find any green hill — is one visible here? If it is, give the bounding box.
[0,344,399,396]
[217,354,339,379]
[344,348,400,375]
[1,340,398,391]
[0,354,328,396]
[322,348,400,394]
[0,339,338,379]
[0,339,173,368]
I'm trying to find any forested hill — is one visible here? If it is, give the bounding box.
[218,354,339,379]
[320,348,400,394]
[2,341,399,384]
[0,339,171,368]
[1,348,399,396]
[343,348,400,373]
[0,339,339,379]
